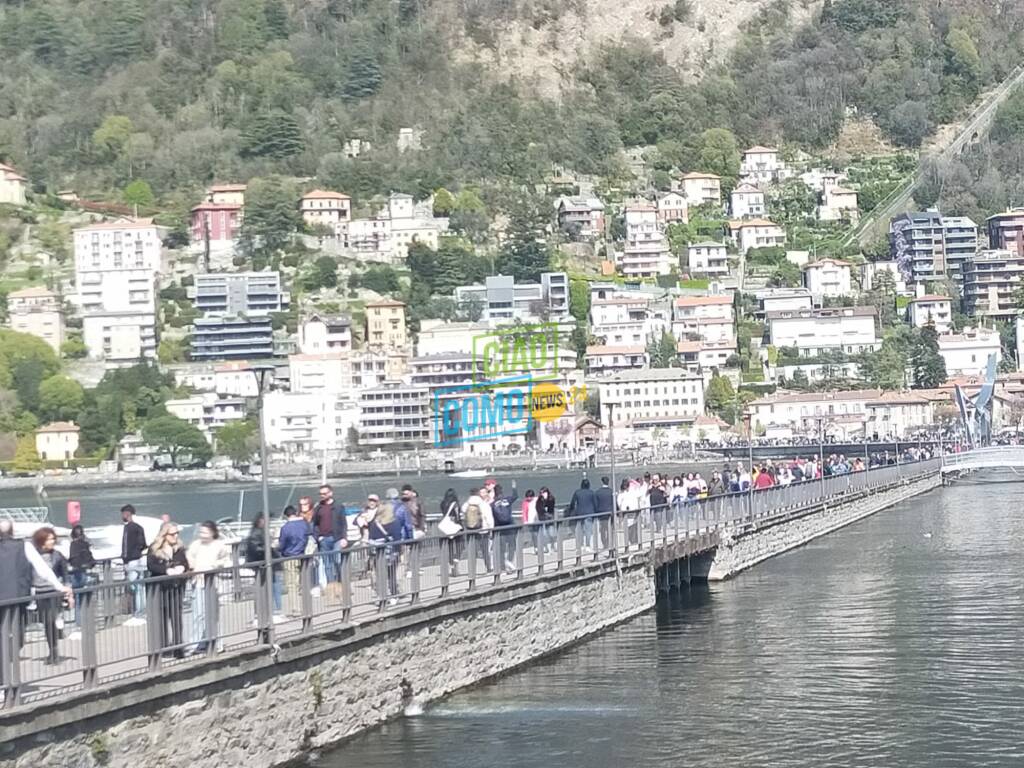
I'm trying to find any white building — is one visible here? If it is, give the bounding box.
[740,146,787,184]
[730,183,766,219]
[164,393,246,440]
[0,161,27,206]
[748,389,882,438]
[7,287,64,353]
[656,192,689,225]
[598,368,705,428]
[938,327,1002,377]
[416,320,493,356]
[860,260,908,295]
[300,189,351,230]
[819,185,859,222]
[73,218,163,363]
[298,314,352,355]
[730,219,786,255]
[672,296,735,344]
[584,345,647,376]
[454,272,569,322]
[170,361,260,398]
[757,288,813,315]
[205,183,246,206]
[767,306,878,356]
[263,391,354,457]
[687,242,729,275]
[619,205,674,277]
[680,172,722,206]
[865,392,932,439]
[589,295,669,347]
[339,193,448,263]
[802,258,853,300]
[676,339,738,373]
[289,353,350,397]
[907,295,953,333]
[35,421,80,462]
[357,383,430,447]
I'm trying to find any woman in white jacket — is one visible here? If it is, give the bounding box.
[186,521,232,655]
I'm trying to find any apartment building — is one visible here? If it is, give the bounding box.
[890,210,978,284]
[190,316,274,361]
[907,294,953,333]
[589,295,669,347]
[7,287,64,353]
[960,249,1024,321]
[364,299,408,350]
[656,191,689,225]
[357,383,430,447]
[748,389,883,438]
[938,327,1002,377]
[671,295,735,344]
[802,258,852,300]
[300,189,351,230]
[73,218,163,362]
[739,146,788,184]
[619,205,674,277]
[680,172,722,205]
[584,345,647,376]
[192,271,287,316]
[730,219,786,255]
[556,196,605,239]
[598,368,705,428]
[164,393,246,439]
[298,314,352,354]
[730,183,766,219]
[687,242,729,275]
[767,306,878,356]
[263,391,356,456]
[35,422,80,462]
[453,272,569,322]
[986,208,1024,256]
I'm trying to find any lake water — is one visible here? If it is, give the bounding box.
[311,479,1024,768]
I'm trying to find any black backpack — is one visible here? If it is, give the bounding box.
[493,499,512,527]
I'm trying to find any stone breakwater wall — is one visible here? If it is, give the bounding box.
[1,564,654,768]
[707,472,942,580]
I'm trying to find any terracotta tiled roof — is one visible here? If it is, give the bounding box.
[674,296,733,307]
[303,189,350,200]
[585,345,646,356]
[366,298,406,308]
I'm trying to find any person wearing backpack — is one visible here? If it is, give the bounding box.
[536,487,556,554]
[461,488,493,573]
[491,481,518,572]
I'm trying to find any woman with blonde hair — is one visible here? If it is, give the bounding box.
[146,522,189,658]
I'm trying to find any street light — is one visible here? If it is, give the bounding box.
[607,402,617,553]
[251,363,276,644]
[817,416,826,496]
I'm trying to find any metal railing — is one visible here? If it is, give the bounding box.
[0,458,940,710]
[939,445,1024,472]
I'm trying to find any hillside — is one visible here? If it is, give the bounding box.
[0,0,1021,208]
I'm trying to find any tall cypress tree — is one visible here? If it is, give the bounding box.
[497,196,551,282]
[911,323,947,389]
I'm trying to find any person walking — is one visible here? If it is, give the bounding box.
[278,505,311,617]
[146,522,189,658]
[491,481,518,571]
[536,487,556,553]
[31,527,69,665]
[568,478,597,552]
[461,488,493,573]
[618,479,640,546]
[595,477,614,553]
[0,520,33,700]
[312,484,343,591]
[186,521,231,655]
[120,504,147,626]
[246,514,283,621]
[68,525,96,632]
[439,489,462,576]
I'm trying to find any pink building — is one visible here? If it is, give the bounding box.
[190,202,243,244]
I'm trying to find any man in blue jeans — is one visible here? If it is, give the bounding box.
[120,504,147,626]
[313,485,347,591]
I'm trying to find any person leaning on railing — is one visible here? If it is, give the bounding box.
[31,527,70,665]
[186,521,231,655]
[278,505,311,618]
[146,523,188,659]
[68,525,96,633]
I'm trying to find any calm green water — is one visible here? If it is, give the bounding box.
[312,480,1024,768]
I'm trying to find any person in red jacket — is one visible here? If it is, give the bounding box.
[753,465,775,489]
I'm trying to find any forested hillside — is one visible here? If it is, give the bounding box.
[0,0,1022,206]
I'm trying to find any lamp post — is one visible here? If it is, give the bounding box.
[607,402,617,553]
[251,363,276,644]
[817,416,826,496]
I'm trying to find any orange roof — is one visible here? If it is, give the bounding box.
[694,414,729,427]
[585,345,645,355]
[366,298,406,308]
[802,258,851,270]
[75,217,156,231]
[733,218,779,229]
[36,421,79,433]
[908,295,951,303]
[303,189,351,200]
[675,296,733,307]
[677,340,701,353]
[207,183,247,192]
[191,202,242,212]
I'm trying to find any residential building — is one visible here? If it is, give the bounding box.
[339,193,448,263]
[165,393,246,439]
[938,327,1002,377]
[672,296,735,344]
[584,345,647,376]
[656,192,689,225]
[687,242,729,275]
[757,288,813,315]
[189,202,242,249]
[409,352,481,389]
[986,208,1024,256]
[730,183,766,219]
[598,368,705,429]
[680,172,722,206]
[907,294,953,333]
[263,391,355,456]
[766,306,879,356]
[802,258,853,300]
[205,183,246,206]
[35,422,80,462]
[619,204,674,277]
[169,361,260,398]
[890,210,978,284]
[676,339,737,373]
[589,295,669,347]
[192,271,287,316]
[358,383,430,447]
[73,218,163,362]
[453,272,570,322]
[288,353,350,397]
[865,392,932,439]
[960,249,1024,321]
[0,161,27,206]
[730,219,786,255]
[819,185,859,222]
[298,314,352,354]
[748,390,883,439]
[416,320,493,356]
[365,299,408,350]
[300,189,351,230]
[7,287,64,353]
[739,146,787,184]
[190,316,274,360]
[860,261,908,295]
[556,196,605,239]
[1018,317,1024,371]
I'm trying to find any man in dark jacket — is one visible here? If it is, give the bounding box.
[595,477,614,552]
[0,520,31,698]
[648,480,668,532]
[120,504,147,623]
[491,481,518,571]
[568,478,598,552]
[313,485,346,589]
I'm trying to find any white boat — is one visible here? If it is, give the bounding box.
[448,469,489,478]
[83,515,168,561]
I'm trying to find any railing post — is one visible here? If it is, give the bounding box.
[146,581,163,672]
[340,551,352,622]
[514,525,524,577]
[409,541,421,604]
[439,537,451,597]
[203,577,219,657]
[467,533,478,590]
[254,565,271,645]
[374,545,389,610]
[300,555,314,632]
[101,560,115,628]
[80,589,98,689]
[536,523,546,573]
[231,544,243,601]
[556,519,565,569]
[1,604,22,709]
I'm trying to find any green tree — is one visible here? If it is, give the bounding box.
[647,331,679,368]
[361,266,401,295]
[705,373,736,415]
[61,336,88,360]
[157,338,185,364]
[911,324,947,389]
[142,415,213,467]
[240,110,303,159]
[216,420,257,466]
[946,29,981,86]
[343,45,382,101]
[263,0,289,39]
[12,434,41,473]
[239,176,300,258]
[38,375,85,423]
[0,329,60,405]
[569,279,590,323]
[697,128,741,180]
[303,256,338,291]
[123,179,154,209]
[433,188,456,216]
[859,331,910,389]
[498,195,551,282]
[92,115,134,159]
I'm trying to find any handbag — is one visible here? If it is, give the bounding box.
[438,502,462,537]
